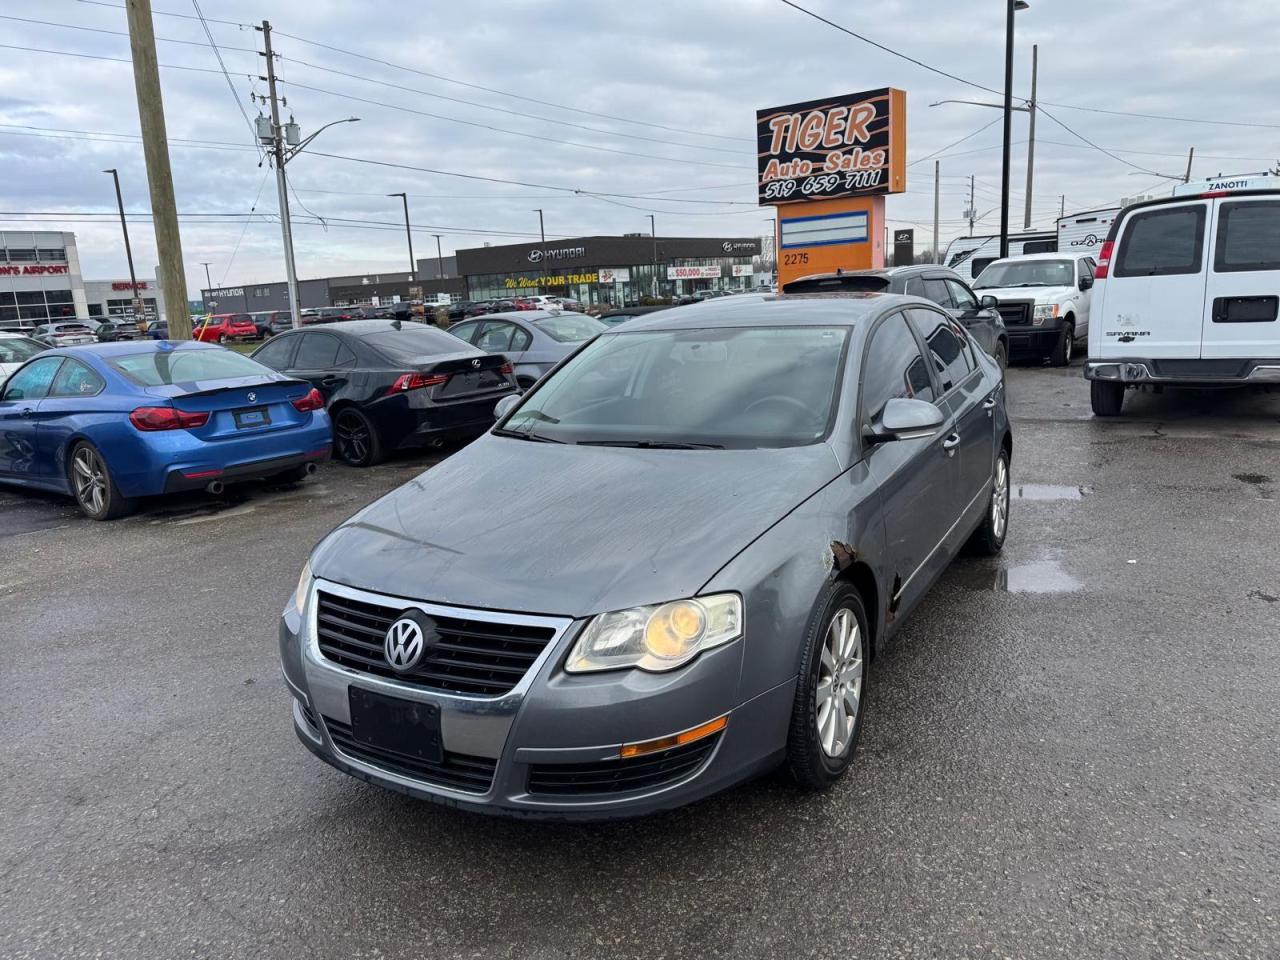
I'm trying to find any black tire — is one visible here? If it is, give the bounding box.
[1049,320,1074,367]
[333,407,384,467]
[994,340,1009,376]
[217,333,227,345]
[68,441,135,521]
[786,583,870,791]
[1090,380,1125,417]
[967,446,1010,556]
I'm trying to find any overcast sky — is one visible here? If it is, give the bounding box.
[3,0,1278,295]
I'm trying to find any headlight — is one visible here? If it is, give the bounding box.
[565,593,743,674]
[1032,303,1060,326]
[292,560,312,616]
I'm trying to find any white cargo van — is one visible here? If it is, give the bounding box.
[1085,188,1280,415]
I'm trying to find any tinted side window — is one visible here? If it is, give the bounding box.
[1115,205,1206,277]
[477,322,515,352]
[448,321,479,344]
[293,333,340,369]
[945,279,978,310]
[911,308,973,394]
[861,313,935,422]
[335,343,357,368]
[253,335,297,369]
[511,327,532,351]
[922,278,954,308]
[49,359,105,397]
[903,277,925,297]
[1214,200,1280,273]
[2,356,63,400]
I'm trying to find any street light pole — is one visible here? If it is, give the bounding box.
[649,214,658,300]
[1000,1,1019,259]
[388,192,415,277]
[433,234,445,279]
[533,209,545,295]
[200,261,213,311]
[1023,43,1038,230]
[103,168,140,314]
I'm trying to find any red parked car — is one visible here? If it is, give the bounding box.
[511,298,538,311]
[193,313,258,343]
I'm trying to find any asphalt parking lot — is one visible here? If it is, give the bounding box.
[2,360,1278,960]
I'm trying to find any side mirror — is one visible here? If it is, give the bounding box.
[978,295,999,310]
[866,397,945,444]
[1079,276,1094,291]
[494,394,521,420]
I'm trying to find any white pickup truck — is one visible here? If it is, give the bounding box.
[972,252,1097,366]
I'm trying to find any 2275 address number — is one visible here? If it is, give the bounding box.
[783,252,809,266]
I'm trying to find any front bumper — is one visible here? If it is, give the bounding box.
[1007,321,1068,356]
[280,578,792,820]
[1084,358,1280,385]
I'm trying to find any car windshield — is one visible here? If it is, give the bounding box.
[366,326,474,361]
[533,314,607,343]
[499,325,848,449]
[0,337,43,363]
[109,348,273,386]
[974,259,1075,288]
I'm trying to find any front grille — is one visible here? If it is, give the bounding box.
[300,701,318,730]
[323,716,497,794]
[995,301,1033,326]
[526,733,722,797]
[315,590,556,697]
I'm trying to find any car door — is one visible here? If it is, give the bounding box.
[0,355,63,478]
[1098,200,1210,360]
[908,307,995,537]
[287,332,349,401]
[35,357,107,480]
[858,310,958,618]
[943,277,1000,357]
[1201,196,1280,359]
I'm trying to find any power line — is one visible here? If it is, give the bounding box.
[0,42,238,75]
[778,0,1001,96]
[0,14,257,52]
[279,56,743,156]
[1038,99,1280,133]
[67,0,249,29]
[189,1,262,155]
[281,80,747,171]
[908,117,1003,167]
[221,170,272,285]
[1033,104,1167,177]
[271,29,751,145]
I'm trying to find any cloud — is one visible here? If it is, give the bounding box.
[2,0,1277,294]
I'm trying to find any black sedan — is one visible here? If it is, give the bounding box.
[250,319,518,466]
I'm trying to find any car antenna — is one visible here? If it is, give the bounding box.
[392,318,401,330]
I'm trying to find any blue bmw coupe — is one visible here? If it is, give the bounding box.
[0,340,333,519]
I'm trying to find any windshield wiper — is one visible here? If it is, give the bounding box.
[576,439,725,450]
[493,427,565,443]
[516,409,560,424]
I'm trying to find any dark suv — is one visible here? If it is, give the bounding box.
[783,265,1008,369]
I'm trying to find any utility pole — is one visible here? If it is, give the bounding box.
[649,214,658,300]
[968,175,977,235]
[258,21,301,329]
[123,0,191,340]
[1023,43,1038,229]
[1184,147,1195,183]
[933,161,941,264]
[533,208,545,295]
[200,261,213,312]
[103,169,141,317]
[433,234,445,279]
[1060,194,1065,218]
[388,193,415,276]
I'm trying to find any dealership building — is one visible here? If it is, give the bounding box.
[1,230,167,329]
[201,258,465,315]
[456,235,762,306]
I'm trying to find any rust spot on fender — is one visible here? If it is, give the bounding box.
[829,541,858,573]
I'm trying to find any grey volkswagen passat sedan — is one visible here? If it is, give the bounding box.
[279,292,1013,819]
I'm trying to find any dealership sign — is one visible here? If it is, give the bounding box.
[668,265,723,280]
[527,246,586,264]
[598,267,631,283]
[0,264,69,276]
[731,265,754,277]
[756,88,906,204]
[503,272,598,289]
[112,281,148,290]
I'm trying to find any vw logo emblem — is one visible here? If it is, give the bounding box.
[246,391,256,403]
[384,616,427,672]
[527,249,544,263]
[471,358,481,368]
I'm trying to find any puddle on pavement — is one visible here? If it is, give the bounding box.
[1012,484,1089,501]
[954,559,1083,595]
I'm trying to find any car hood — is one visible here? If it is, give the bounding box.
[310,434,843,617]
[973,284,1074,303]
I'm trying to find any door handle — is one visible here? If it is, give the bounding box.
[942,432,961,456]
[20,407,33,418]
[982,397,997,417]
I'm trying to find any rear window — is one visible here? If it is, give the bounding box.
[1115,205,1206,278]
[365,325,476,362]
[0,336,43,363]
[109,348,271,386]
[782,275,889,294]
[1214,200,1280,273]
[533,314,606,343]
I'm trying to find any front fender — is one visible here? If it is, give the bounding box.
[699,461,889,703]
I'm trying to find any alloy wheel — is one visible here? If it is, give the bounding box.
[992,455,1010,541]
[815,607,863,758]
[335,411,370,464]
[72,447,107,516]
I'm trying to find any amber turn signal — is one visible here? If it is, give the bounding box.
[619,715,728,759]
